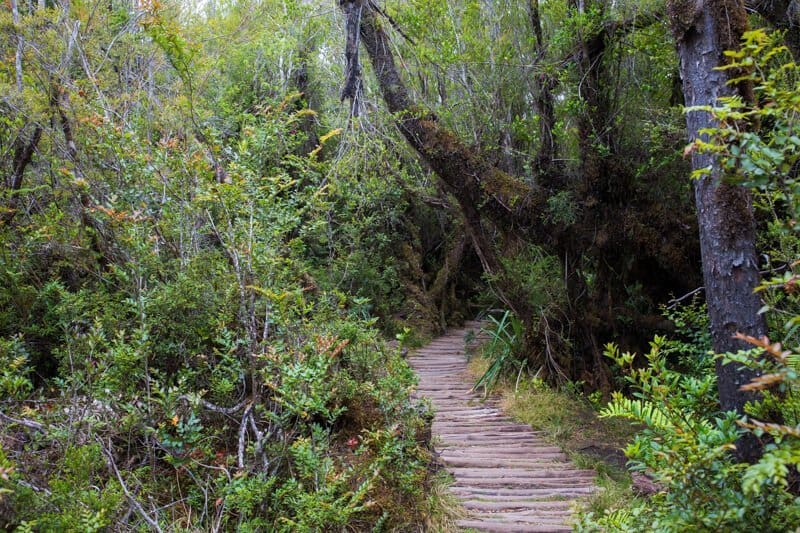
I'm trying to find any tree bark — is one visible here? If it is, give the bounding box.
[340,0,363,117]
[291,45,320,156]
[528,0,557,177]
[668,0,766,461]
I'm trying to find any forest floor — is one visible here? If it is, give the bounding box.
[408,322,599,532]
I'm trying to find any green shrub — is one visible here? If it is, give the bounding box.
[578,337,799,532]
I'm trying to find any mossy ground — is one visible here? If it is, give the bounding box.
[421,470,465,532]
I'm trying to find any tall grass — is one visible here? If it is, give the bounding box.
[472,311,526,393]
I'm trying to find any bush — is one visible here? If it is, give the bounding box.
[577,334,800,531]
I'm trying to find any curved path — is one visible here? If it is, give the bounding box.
[408,322,597,532]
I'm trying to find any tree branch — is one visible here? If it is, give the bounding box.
[177,395,247,416]
[101,439,163,533]
[2,126,43,226]
[0,409,45,431]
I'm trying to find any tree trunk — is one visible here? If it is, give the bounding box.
[668,0,766,462]
[12,0,23,92]
[2,126,43,226]
[528,0,558,177]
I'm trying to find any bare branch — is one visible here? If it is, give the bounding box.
[16,478,52,497]
[667,286,705,309]
[247,410,270,472]
[101,440,163,533]
[237,403,254,470]
[367,0,416,46]
[177,395,247,416]
[0,409,45,431]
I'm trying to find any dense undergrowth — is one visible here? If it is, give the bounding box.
[0,1,463,530]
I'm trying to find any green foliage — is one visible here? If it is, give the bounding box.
[0,1,436,530]
[545,190,580,226]
[721,338,800,503]
[479,245,570,382]
[691,30,800,216]
[13,444,123,532]
[473,310,525,393]
[0,337,33,400]
[583,337,799,531]
[659,297,714,375]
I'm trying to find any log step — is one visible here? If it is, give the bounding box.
[408,322,597,531]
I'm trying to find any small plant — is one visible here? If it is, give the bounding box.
[0,336,33,400]
[473,310,526,393]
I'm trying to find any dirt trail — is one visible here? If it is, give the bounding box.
[408,321,596,532]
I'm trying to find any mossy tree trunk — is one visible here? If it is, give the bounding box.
[667,0,766,462]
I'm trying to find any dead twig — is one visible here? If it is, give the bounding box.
[177,395,247,416]
[247,410,270,472]
[0,410,45,431]
[237,403,254,470]
[101,439,163,533]
[667,286,705,309]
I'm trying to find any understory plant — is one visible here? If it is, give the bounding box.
[579,335,800,531]
[0,1,436,529]
[473,310,526,393]
[477,244,570,390]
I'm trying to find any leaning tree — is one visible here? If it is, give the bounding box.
[336,0,701,386]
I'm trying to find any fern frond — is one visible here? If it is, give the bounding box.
[601,393,674,430]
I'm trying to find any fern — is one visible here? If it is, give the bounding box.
[602,508,635,529]
[601,392,674,430]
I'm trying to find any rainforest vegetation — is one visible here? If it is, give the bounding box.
[1,0,800,530]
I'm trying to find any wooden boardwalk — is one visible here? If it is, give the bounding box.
[408,322,596,532]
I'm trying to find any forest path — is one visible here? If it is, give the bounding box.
[408,321,596,532]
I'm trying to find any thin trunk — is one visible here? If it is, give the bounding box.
[668,0,766,462]
[340,0,362,117]
[528,0,557,176]
[291,45,319,156]
[2,127,43,226]
[12,0,23,92]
